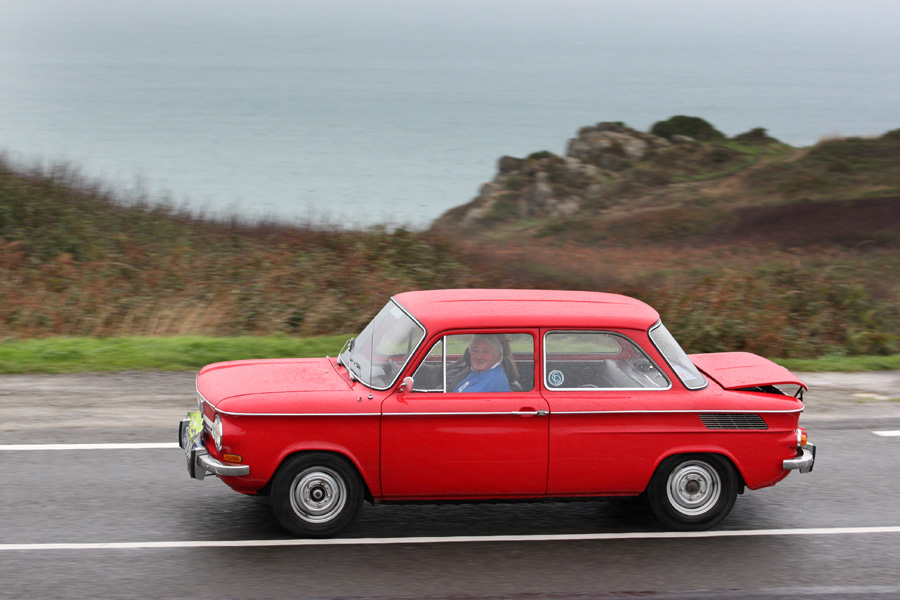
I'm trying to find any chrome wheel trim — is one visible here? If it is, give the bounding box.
[289,467,347,524]
[666,460,721,516]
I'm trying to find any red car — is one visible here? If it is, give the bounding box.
[179,289,815,537]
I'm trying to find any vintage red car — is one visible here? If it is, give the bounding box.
[179,289,815,537]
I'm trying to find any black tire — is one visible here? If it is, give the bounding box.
[647,454,738,531]
[270,453,364,538]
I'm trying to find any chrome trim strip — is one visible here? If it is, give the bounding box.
[205,407,803,417]
[388,411,548,417]
[552,408,804,415]
[388,408,801,417]
[209,406,540,418]
[208,408,380,417]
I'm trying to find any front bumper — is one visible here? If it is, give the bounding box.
[783,443,816,473]
[179,413,249,480]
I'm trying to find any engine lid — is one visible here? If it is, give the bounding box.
[689,351,807,391]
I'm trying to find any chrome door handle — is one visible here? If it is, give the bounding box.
[512,409,549,417]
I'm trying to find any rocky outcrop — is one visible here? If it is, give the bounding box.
[443,122,672,228]
[567,122,670,163]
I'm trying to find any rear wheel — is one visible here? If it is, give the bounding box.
[270,453,363,538]
[647,454,738,530]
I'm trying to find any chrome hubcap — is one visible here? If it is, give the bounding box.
[289,467,347,523]
[666,460,721,516]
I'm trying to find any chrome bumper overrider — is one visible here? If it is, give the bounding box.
[179,414,249,480]
[783,443,816,473]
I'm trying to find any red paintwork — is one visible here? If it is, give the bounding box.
[394,289,660,331]
[196,289,807,501]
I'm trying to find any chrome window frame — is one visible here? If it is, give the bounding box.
[648,321,709,391]
[356,298,427,392]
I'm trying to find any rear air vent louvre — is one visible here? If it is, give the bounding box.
[699,413,768,430]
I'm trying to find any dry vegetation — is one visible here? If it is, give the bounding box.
[2,121,899,360]
[0,158,495,338]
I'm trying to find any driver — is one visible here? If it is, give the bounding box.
[451,334,511,393]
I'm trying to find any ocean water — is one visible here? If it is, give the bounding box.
[2,0,899,228]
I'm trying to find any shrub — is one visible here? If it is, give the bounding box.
[650,116,726,142]
[733,127,780,145]
[527,150,556,160]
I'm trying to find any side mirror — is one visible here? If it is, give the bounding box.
[399,376,414,393]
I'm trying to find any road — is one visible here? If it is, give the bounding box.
[1,371,899,600]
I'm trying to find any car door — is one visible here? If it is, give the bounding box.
[380,331,549,500]
[541,329,675,495]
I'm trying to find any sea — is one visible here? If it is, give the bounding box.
[2,0,899,229]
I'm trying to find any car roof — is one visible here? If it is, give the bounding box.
[393,289,660,332]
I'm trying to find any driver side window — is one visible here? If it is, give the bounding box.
[411,333,534,393]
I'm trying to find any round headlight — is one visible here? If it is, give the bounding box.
[212,414,223,451]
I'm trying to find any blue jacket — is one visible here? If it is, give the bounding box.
[453,364,510,393]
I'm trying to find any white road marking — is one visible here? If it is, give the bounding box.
[0,443,179,451]
[2,430,896,449]
[2,526,900,551]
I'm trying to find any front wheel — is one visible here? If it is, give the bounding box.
[647,454,738,531]
[270,453,364,538]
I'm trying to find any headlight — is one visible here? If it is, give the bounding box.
[212,414,223,451]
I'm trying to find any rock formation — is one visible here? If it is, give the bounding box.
[445,122,675,228]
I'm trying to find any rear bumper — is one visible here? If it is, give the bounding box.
[179,414,249,480]
[783,443,816,473]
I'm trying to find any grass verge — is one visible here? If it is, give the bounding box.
[0,336,898,375]
[0,335,351,374]
[775,354,900,373]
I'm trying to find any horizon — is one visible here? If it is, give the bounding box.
[2,0,899,227]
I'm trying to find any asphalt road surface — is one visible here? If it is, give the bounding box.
[1,371,899,600]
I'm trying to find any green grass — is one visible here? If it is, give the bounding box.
[775,354,900,373]
[0,334,351,374]
[0,335,897,374]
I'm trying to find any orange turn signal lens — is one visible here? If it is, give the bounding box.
[222,454,243,463]
[800,430,808,446]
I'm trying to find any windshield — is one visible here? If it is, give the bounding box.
[648,322,708,390]
[338,299,425,390]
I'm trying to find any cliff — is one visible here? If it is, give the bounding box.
[432,117,900,248]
